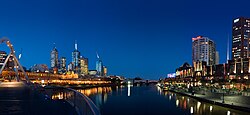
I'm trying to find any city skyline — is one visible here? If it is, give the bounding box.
[1,0,250,79]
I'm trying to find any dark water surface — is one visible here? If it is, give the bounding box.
[77,85,249,115]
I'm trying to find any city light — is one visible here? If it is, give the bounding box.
[176,100,179,107]
[209,106,213,112]
[190,106,194,114]
[128,81,131,97]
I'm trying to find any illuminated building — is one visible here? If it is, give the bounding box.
[192,36,217,66]
[103,66,108,76]
[175,62,193,86]
[0,51,7,69]
[50,44,59,69]
[232,17,250,59]
[216,51,219,65]
[176,62,193,78]
[89,70,97,76]
[67,62,74,72]
[72,41,80,73]
[30,64,49,73]
[96,59,103,76]
[59,57,66,73]
[79,57,88,75]
[96,53,104,76]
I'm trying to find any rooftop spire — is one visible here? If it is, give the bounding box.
[227,34,230,62]
[96,52,100,59]
[75,40,77,50]
[53,43,56,49]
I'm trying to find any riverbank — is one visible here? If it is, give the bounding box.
[169,89,250,113]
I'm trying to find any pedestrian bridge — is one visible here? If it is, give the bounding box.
[0,37,100,115]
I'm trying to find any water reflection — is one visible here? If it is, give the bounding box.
[77,87,112,96]
[51,86,249,115]
[162,91,248,115]
[77,87,112,107]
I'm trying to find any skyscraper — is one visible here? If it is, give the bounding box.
[0,51,7,69]
[96,53,103,76]
[192,36,216,66]
[232,17,250,60]
[79,57,88,75]
[72,41,80,73]
[103,66,108,76]
[60,57,66,73]
[216,51,220,65]
[96,60,103,76]
[50,44,59,69]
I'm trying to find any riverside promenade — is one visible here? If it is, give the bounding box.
[170,87,250,112]
[0,82,77,115]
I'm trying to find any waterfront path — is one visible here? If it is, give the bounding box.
[171,88,250,112]
[0,82,77,115]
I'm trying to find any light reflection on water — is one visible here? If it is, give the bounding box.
[163,91,248,115]
[52,86,249,115]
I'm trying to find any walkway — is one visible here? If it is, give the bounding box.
[0,82,77,115]
[171,88,250,112]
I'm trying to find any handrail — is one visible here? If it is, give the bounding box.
[65,88,101,115]
[39,85,101,115]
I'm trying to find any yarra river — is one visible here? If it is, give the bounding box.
[60,85,249,115]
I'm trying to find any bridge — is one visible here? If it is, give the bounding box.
[0,37,100,115]
[133,80,158,85]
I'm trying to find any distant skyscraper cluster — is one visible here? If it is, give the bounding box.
[50,41,108,77]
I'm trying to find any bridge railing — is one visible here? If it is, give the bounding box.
[27,83,100,115]
[60,87,100,115]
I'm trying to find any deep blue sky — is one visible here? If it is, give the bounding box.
[0,0,250,80]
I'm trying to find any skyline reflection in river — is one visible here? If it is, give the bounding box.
[52,85,249,115]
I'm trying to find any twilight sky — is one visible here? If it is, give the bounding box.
[0,0,250,80]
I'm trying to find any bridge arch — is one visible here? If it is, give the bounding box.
[0,37,29,82]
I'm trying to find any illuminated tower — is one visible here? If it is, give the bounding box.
[96,52,103,76]
[192,36,216,66]
[232,17,250,60]
[72,41,80,73]
[0,51,7,69]
[79,57,89,75]
[60,57,66,73]
[50,44,59,69]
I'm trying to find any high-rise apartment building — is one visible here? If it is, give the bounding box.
[60,57,67,73]
[0,51,7,69]
[50,45,59,69]
[79,57,88,75]
[232,17,250,60]
[192,36,216,66]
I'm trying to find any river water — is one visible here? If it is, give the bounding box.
[77,85,249,115]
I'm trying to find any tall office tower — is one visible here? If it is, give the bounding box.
[72,41,80,73]
[103,66,108,76]
[67,62,74,72]
[79,57,89,75]
[96,59,103,76]
[216,51,220,65]
[60,57,67,73]
[96,53,103,76]
[232,17,250,60]
[192,36,216,66]
[50,44,59,69]
[0,51,7,69]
